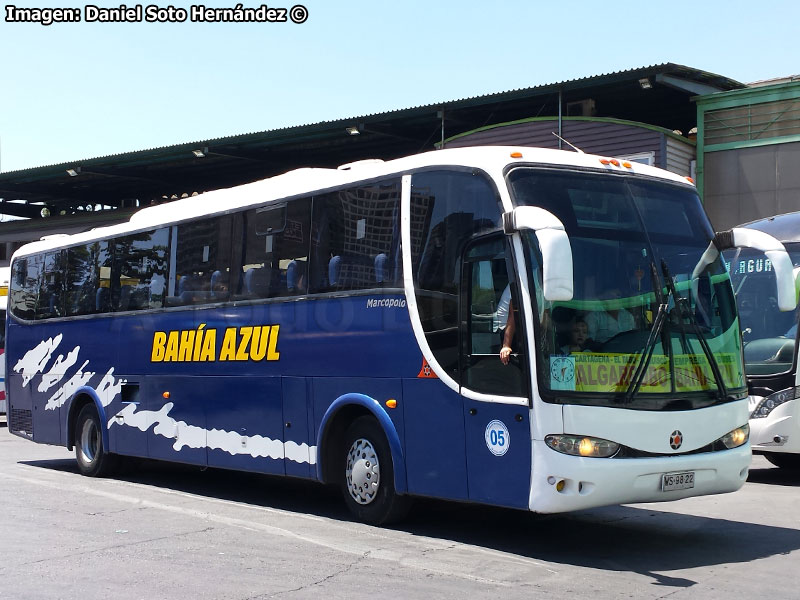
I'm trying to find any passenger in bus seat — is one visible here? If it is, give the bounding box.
[561,317,589,354]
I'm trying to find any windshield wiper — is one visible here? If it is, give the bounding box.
[624,262,669,403]
[660,260,728,400]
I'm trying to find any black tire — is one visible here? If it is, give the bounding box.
[764,452,800,470]
[74,404,118,477]
[339,416,411,525]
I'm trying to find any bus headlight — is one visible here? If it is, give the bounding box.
[750,387,798,419]
[717,424,750,449]
[545,434,620,458]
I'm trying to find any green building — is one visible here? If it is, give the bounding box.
[696,77,800,229]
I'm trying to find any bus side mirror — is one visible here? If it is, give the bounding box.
[693,228,797,312]
[503,207,573,301]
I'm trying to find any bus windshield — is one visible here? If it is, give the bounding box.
[508,168,746,409]
[725,244,800,376]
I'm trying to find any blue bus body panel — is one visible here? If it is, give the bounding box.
[7,296,419,476]
[143,375,209,467]
[204,376,283,474]
[110,377,148,459]
[7,293,532,507]
[402,379,469,500]
[462,398,531,509]
[282,376,313,478]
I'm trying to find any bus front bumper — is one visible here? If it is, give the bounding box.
[529,440,751,513]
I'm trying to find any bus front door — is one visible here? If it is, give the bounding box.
[460,235,532,509]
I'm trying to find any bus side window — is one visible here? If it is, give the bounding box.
[273,199,311,297]
[36,251,64,320]
[170,218,230,306]
[9,256,40,321]
[309,181,401,293]
[66,240,112,316]
[235,198,310,300]
[113,228,170,312]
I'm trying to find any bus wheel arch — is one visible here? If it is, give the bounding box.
[316,394,408,496]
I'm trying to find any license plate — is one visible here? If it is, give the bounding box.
[661,471,695,491]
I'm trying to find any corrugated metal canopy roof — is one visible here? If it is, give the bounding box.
[0,63,743,235]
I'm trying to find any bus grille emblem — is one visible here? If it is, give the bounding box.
[669,430,683,450]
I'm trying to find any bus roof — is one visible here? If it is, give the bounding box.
[11,146,693,260]
[739,210,800,244]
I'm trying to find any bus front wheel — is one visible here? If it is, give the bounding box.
[74,404,118,477]
[340,416,410,525]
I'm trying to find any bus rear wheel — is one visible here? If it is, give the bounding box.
[340,416,410,525]
[74,404,118,477]
[764,452,800,470]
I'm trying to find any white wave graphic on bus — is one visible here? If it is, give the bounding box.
[12,336,315,464]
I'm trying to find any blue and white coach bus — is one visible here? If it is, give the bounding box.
[7,147,796,524]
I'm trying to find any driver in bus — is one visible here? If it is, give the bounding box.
[496,285,517,365]
[585,288,635,344]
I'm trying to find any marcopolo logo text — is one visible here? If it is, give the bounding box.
[366,298,406,309]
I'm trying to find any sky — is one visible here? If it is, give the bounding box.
[1,0,799,173]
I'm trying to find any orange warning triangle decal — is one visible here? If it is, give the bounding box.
[417,357,438,378]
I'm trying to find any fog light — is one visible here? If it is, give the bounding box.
[556,480,566,492]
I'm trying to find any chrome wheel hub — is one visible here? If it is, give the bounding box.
[346,438,380,505]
